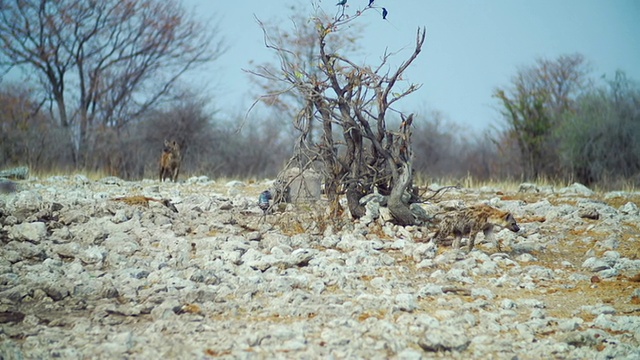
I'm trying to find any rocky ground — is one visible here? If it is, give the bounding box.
[1,175,639,359]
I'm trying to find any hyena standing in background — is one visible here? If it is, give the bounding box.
[159,139,181,182]
[432,204,520,253]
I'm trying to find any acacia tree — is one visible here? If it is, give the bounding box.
[250,4,426,225]
[493,54,589,179]
[0,0,223,167]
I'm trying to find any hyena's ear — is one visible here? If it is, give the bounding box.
[164,139,170,146]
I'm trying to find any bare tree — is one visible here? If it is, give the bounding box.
[249,4,426,225]
[412,110,467,178]
[0,82,69,170]
[0,0,224,167]
[249,4,363,145]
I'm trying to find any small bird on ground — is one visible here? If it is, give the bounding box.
[382,7,388,19]
[258,190,272,216]
[336,0,347,6]
[0,179,17,194]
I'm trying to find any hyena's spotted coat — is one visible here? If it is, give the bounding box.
[432,204,520,253]
[159,139,181,182]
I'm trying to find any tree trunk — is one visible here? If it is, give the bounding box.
[346,183,365,218]
[325,179,343,218]
[387,114,416,225]
[387,162,415,226]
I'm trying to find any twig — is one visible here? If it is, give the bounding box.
[420,184,461,202]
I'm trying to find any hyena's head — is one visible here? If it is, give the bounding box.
[486,207,519,233]
[163,139,180,156]
[498,211,520,233]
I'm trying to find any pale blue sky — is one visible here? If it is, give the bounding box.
[183,0,640,131]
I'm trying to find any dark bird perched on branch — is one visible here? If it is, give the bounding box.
[382,7,388,19]
[258,190,272,216]
[368,0,374,7]
[336,0,347,6]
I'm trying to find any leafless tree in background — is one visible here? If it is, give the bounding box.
[0,83,70,170]
[412,110,467,178]
[248,4,364,146]
[0,0,224,168]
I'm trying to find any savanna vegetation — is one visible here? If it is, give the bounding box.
[1,0,639,193]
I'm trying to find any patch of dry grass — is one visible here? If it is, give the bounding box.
[600,193,640,208]
[30,169,110,181]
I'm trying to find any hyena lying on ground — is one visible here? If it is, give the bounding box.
[159,139,181,182]
[432,204,520,253]
[112,196,178,213]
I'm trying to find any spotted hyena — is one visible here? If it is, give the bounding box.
[159,139,181,182]
[432,204,520,253]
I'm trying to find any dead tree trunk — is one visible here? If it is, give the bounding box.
[387,115,416,225]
